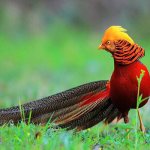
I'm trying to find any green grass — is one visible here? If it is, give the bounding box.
[1,121,150,150]
[0,25,150,149]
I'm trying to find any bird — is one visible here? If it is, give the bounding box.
[0,26,150,132]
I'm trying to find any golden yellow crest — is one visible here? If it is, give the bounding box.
[102,26,134,44]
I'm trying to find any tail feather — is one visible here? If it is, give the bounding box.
[59,98,112,130]
[0,81,107,125]
[55,102,97,124]
[31,81,111,127]
[31,97,111,126]
[77,104,115,130]
[0,80,121,130]
[31,103,79,124]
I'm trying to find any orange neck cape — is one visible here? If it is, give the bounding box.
[113,40,145,65]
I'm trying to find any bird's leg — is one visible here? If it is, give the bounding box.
[124,116,129,139]
[137,109,145,133]
[123,112,129,124]
[123,112,130,139]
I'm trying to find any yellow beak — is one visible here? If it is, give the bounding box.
[98,44,105,49]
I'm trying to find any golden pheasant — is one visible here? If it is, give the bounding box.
[0,26,150,132]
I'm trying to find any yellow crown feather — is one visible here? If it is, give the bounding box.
[102,26,134,44]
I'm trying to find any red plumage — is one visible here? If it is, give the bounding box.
[110,61,150,122]
[81,84,110,106]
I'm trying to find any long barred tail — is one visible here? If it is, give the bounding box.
[0,80,121,130]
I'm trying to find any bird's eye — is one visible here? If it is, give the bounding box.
[107,41,111,44]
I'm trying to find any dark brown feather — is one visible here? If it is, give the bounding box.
[0,80,109,126]
[59,98,112,130]
[77,104,115,130]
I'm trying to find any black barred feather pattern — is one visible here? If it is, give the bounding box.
[0,80,121,130]
[113,40,145,65]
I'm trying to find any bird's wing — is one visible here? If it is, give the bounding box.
[0,80,121,130]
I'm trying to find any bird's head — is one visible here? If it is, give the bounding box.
[99,26,134,53]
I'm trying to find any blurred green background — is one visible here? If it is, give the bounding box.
[0,0,150,123]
